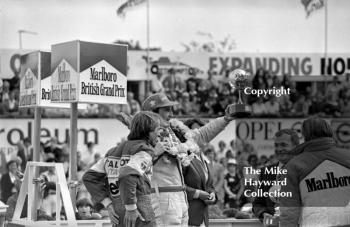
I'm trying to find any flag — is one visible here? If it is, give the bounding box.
[116,0,146,18]
[301,0,325,18]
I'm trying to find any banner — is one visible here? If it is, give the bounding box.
[3,49,350,81]
[0,49,36,79]
[51,41,128,104]
[0,118,348,162]
[128,52,350,80]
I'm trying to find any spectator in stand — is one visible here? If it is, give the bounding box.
[343,73,350,89]
[340,93,350,117]
[187,80,198,102]
[172,95,183,116]
[0,160,21,203]
[0,78,3,99]
[85,104,99,117]
[81,142,96,168]
[309,92,326,116]
[98,104,111,117]
[225,139,237,159]
[197,80,210,106]
[288,80,299,103]
[1,81,10,103]
[252,68,267,90]
[127,91,141,115]
[281,74,292,89]
[180,92,194,116]
[326,76,342,102]
[323,92,341,117]
[218,83,231,99]
[237,142,257,166]
[151,72,165,93]
[174,75,186,95]
[212,97,229,116]
[265,96,280,117]
[224,158,244,209]
[204,146,225,209]
[272,75,281,88]
[265,73,274,89]
[252,97,267,117]
[44,137,62,162]
[292,95,310,117]
[110,103,131,117]
[257,155,268,168]
[3,90,19,113]
[217,140,228,162]
[207,70,220,89]
[279,94,293,117]
[202,89,218,116]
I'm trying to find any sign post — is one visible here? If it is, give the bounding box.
[51,40,128,208]
[19,51,84,220]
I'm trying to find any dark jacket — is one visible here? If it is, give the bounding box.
[83,140,156,226]
[0,173,15,203]
[183,156,216,227]
[252,163,278,221]
[280,138,350,227]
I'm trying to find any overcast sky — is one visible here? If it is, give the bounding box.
[1,0,350,53]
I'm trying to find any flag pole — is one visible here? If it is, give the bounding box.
[146,0,151,96]
[324,0,328,76]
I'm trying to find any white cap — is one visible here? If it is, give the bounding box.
[227,158,237,165]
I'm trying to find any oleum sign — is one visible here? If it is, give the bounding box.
[0,119,130,161]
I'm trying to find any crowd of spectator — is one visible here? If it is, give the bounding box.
[1,68,349,118]
[154,68,350,118]
[0,135,277,221]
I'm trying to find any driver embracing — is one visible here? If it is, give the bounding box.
[141,93,235,227]
[83,111,166,227]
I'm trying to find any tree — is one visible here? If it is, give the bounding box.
[181,31,237,53]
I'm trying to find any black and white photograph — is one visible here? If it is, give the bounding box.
[1,0,350,227]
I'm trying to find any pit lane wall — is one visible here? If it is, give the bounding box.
[0,118,349,163]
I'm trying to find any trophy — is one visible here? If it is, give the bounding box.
[227,69,251,118]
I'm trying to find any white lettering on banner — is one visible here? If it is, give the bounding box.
[0,118,348,161]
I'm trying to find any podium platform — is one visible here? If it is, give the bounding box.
[9,219,263,227]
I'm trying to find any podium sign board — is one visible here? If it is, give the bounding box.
[51,40,128,104]
[19,51,41,107]
[19,51,73,108]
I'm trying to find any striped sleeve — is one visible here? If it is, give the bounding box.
[119,151,153,179]
[82,157,111,207]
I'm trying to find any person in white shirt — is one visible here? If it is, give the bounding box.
[81,142,96,168]
[265,97,280,116]
[252,97,267,117]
